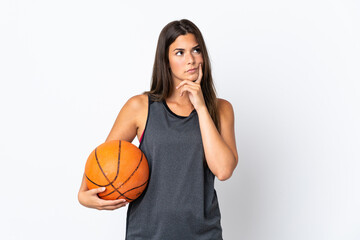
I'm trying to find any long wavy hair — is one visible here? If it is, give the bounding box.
[143,19,220,132]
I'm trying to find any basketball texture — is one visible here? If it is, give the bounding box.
[85,140,149,202]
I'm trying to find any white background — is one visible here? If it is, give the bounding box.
[1,0,359,239]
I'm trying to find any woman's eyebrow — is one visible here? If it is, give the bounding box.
[173,45,200,52]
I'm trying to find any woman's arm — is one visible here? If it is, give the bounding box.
[78,94,146,210]
[197,98,238,181]
[78,173,128,210]
[176,65,238,181]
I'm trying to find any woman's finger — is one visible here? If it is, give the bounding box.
[180,85,199,96]
[98,198,127,207]
[176,80,199,90]
[195,63,203,83]
[99,202,128,210]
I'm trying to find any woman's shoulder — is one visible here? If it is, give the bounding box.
[105,94,149,142]
[217,98,234,113]
[119,94,149,121]
[126,94,148,109]
[216,97,235,123]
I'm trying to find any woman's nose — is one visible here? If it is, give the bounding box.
[186,53,195,64]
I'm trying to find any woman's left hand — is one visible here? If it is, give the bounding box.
[176,64,206,110]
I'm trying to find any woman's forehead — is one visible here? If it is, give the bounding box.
[170,34,199,49]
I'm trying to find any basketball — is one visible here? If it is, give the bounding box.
[84,140,149,202]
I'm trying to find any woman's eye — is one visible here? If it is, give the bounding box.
[194,48,201,53]
[176,51,183,56]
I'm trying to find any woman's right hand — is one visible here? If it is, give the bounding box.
[78,174,128,210]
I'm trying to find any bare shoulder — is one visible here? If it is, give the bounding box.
[105,94,148,142]
[126,94,148,136]
[124,93,148,127]
[217,98,234,117]
[126,94,148,112]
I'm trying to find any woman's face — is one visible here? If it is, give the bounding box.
[168,33,203,83]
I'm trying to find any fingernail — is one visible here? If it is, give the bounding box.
[101,187,106,191]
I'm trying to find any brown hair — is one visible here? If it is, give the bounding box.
[143,19,220,132]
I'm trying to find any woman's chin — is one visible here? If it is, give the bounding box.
[187,74,198,82]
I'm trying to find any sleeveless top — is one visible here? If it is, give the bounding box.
[125,94,223,240]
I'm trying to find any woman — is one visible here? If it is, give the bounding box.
[78,19,238,239]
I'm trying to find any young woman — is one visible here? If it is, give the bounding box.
[78,19,238,239]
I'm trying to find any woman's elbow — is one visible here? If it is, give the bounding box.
[217,172,232,181]
[217,157,238,181]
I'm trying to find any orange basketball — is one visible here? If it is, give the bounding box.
[85,140,149,202]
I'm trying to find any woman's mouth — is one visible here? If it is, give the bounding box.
[187,68,197,73]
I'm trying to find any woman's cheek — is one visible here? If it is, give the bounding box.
[174,60,185,74]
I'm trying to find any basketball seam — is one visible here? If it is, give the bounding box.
[89,141,131,200]
[85,140,121,187]
[102,151,147,200]
[116,180,149,199]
